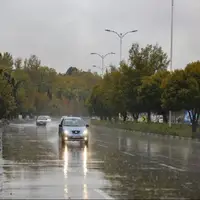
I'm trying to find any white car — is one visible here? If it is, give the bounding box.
[58,117,89,146]
[44,116,52,122]
[60,116,68,122]
[36,116,51,126]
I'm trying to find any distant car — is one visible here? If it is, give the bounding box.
[58,117,89,146]
[45,116,52,122]
[158,117,163,123]
[36,116,49,126]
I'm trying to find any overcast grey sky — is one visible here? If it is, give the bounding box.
[0,0,200,73]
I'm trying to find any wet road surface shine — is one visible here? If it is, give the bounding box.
[0,122,200,199]
[0,124,111,199]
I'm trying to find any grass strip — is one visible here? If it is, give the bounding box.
[91,120,193,138]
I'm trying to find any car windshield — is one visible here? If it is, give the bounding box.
[38,116,47,120]
[61,116,67,119]
[62,119,85,127]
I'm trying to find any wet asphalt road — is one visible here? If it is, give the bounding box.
[1,120,200,199]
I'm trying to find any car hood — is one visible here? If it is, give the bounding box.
[37,119,47,122]
[63,126,86,132]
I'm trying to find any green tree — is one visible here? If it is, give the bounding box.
[101,73,118,120]
[0,51,101,119]
[119,62,141,121]
[107,70,127,121]
[162,62,200,135]
[138,70,170,122]
[87,85,107,120]
[129,43,169,76]
[14,58,23,69]
[66,66,79,75]
[120,43,170,121]
[0,71,16,118]
[0,52,13,69]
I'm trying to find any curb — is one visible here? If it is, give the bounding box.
[91,124,200,143]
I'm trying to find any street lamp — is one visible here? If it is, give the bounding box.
[169,0,174,128]
[105,29,138,63]
[93,65,110,76]
[92,65,103,75]
[90,52,115,76]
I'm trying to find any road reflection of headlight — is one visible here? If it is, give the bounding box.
[83,184,88,199]
[83,146,88,177]
[63,145,68,178]
[62,145,69,199]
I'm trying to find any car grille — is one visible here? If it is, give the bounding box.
[72,130,80,134]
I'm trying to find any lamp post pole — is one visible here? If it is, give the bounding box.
[169,0,174,128]
[105,29,138,63]
[90,52,115,76]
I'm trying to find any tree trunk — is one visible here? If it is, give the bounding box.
[132,113,139,122]
[163,113,168,123]
[192,121,198,138]
[192,122,197,133]
[188,110,200,138]
[123,115,127,122]
[114,116,118,123]
[122,112,127,122]
[147,111,151,123]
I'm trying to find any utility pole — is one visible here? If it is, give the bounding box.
[169,0,174,127]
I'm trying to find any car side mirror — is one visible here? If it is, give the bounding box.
[86,124,89,128]
[59,124,62,128]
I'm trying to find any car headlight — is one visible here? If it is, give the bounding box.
[83,130,88,136]
[64,130,69,135]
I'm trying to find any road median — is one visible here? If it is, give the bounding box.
[91,120,196,138]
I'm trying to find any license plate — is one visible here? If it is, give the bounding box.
[73,136,80,138]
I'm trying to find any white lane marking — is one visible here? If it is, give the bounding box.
[105,175,126,178]
[90,160,104,164]
[160,198,190,200]
[121,151,186,172]
[94,189,114,199]
[140,168,162,170]
[143,188,178,191]
[122,152,135,157]
[98,144,108,148]
[159,163,185,172]
[95,139,187,172]
[99,133,111,136]
[155,154,170,159]
[95,139,109,144]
